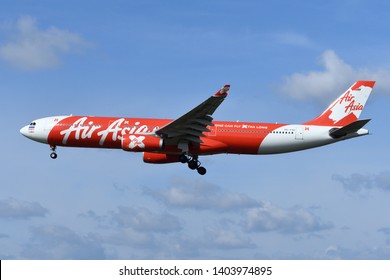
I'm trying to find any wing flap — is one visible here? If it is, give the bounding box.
[177,129,206,137]
[190,116,214,126]
[182,135,203,143]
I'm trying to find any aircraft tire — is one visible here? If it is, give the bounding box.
[188,160,198,170]
[179,154,188,163]
[197,167,206,175]
[50,152,57,159]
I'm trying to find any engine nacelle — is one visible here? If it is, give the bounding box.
[143,152,180,164]
[121,134,163,152]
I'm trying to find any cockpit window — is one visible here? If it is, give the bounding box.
[29,122,36,126]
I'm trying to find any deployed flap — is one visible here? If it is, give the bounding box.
[329,119,371,139]
[155,85,230,144]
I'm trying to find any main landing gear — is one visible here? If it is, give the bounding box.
[49,145,57,159]
[179,154,206,175]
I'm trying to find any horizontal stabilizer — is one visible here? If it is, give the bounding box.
[329,119,371,139]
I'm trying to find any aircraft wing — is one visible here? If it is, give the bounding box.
[155,85,230,145]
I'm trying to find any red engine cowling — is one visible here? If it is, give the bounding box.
[143,152,180,164]
[121,134,163,152]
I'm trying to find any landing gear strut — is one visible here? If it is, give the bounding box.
[180,154,207,175]
[50,145,57,159]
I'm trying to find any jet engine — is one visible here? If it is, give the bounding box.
[143,152,180,164]
[121,134,163,152]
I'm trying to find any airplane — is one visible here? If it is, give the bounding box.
[20,80,375,175]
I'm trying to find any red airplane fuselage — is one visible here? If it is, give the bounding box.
[46,116,288,155]
[20,81,375,174]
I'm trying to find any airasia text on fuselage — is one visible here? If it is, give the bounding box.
[59,117,158,145]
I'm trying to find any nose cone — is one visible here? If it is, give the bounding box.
[19,120,49,144]
[20,125,32,138]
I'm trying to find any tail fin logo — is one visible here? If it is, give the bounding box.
[338,90,364,114]
[305,80,375,126]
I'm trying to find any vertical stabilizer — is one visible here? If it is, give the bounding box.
[305,80,375,126]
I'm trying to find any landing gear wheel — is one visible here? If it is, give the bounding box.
[185,155,206,175]
[49,145,57,159]
[197,166,206,175]
[179,154,188,163]
[188,160,198,170]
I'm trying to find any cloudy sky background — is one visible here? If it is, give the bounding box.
[1,0,390,259]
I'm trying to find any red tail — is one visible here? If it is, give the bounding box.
[305,81,375,126]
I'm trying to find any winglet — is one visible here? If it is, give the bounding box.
[214,84,230,97]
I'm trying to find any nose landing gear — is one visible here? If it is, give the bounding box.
[50,145,57,159]
[180,154,207,175]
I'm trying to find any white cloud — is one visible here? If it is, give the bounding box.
[201,228,255,250]
[0,198,48,219]
[92,228,158,251]
[244,201,333,234]
[272,32,313,48]
[279,50,390,102]
[333,171,390,196]
[323,244,390,260]
[110,206,182,233]
[22,225,106,259]
[0,16,88,70]
[144,178,258,211]
[146,179,333,235]
[379,228,390,245]
[378,228,390,235]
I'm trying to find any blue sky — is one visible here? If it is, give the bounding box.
[1,0,390,259]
